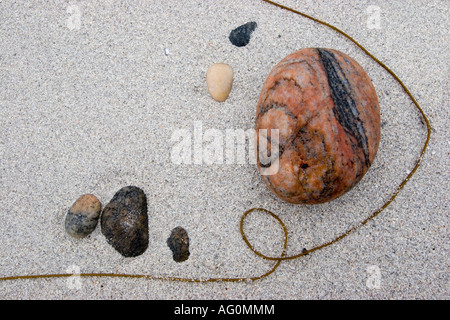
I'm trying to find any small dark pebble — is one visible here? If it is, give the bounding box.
[229,21,257,47]
[167,226,190,262]
[101,186,149,257]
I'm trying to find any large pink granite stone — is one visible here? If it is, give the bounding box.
[256,48,380,204]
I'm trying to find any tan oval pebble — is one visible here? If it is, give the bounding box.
[206,63,234,102]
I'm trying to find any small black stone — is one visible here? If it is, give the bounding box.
[229,21,257,47]
[167,226,190,262]
[101,186,149,257]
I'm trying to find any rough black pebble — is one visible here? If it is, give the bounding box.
[229,21,257,47]
[101,186,149,257]
[167,226,190,262]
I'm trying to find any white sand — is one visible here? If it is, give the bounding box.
[0,0,448,299]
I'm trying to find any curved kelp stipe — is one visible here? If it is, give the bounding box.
[0,0,431,284]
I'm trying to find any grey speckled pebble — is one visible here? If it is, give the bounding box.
[65,194,102,239]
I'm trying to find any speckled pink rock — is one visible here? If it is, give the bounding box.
[256,48,380,204]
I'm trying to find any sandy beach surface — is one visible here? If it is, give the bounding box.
[0,0,448,299]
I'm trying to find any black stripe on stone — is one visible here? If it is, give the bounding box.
[317,48,370,166]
